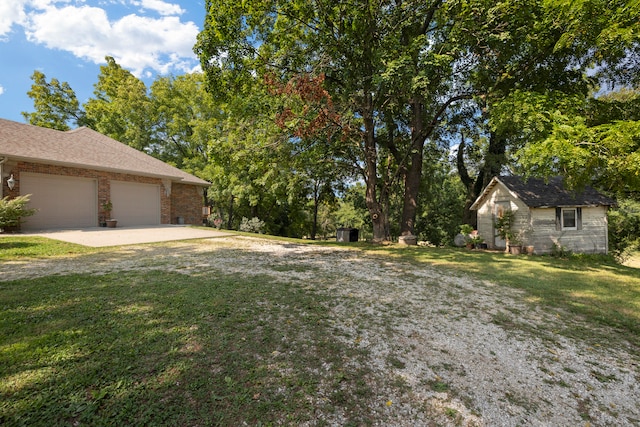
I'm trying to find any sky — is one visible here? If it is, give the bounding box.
[0,0,206,123]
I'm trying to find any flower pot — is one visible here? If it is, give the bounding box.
[509,245,522,255]
[106,219,118,228]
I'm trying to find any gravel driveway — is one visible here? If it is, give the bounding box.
[2,236,639,426]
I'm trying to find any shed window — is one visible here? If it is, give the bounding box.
[562,208,577,230]
[556,207,582,231]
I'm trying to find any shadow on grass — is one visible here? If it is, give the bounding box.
[0,270,379,426]
[357,244,640,345]
[0,241,38,250]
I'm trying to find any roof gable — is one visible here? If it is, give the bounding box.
[0,118,209,186]
[471,176,615,210]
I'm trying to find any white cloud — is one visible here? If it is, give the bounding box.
[131,0,184,16]
[0,85,5,96]
[22,2,200,76]
[0,0,28,38]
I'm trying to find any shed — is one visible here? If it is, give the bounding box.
[470,176,616,254]
[0,118,210,230]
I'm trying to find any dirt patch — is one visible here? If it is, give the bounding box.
[2,236,639,426]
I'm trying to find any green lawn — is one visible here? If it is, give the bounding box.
[364,245,640,343]
[0,236,98,260]
[1,269,376,426]
[1,236,639,425]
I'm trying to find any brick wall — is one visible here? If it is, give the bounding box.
[8,161,204,225]
[171,183,204,225]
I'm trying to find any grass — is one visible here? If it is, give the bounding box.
[1,269,379,426]
[0,236,98,259]
[1,235,639,425]
[357,244,640,347]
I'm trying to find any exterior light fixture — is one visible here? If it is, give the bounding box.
[7,174,15,190]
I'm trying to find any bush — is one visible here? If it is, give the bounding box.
[239,217,265,234]
[207,216,224,229]
[608,199,640,261]
[0,195,37,231]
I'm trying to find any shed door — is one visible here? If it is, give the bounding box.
[494,201,510,249]
[20,173,97,230]
[110,181,161,226]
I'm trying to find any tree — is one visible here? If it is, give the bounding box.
[148,73,219,174]
[453,0,639,225]
[84,57,153,151]
[265,73,350,239]
[22,71,86,130]
[517,89,640,198]
[195,0,479,242]
[195,0,390,239]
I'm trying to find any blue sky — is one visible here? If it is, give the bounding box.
[0,0,206,123]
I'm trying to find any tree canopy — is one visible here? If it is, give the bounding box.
[21,0,640,249]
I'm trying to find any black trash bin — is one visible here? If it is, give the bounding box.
[336,227,359,242]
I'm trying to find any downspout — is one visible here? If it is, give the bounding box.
[0,157,7,199]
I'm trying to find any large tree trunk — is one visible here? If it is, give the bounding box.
[310,181,319,240]
[363,97,390,242]
[400,100,425,239]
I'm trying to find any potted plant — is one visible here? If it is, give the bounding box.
[102,200,117,228]
[469,234,485,249]
[459,224,475,248]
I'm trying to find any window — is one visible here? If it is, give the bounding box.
[556,207,582,231]
[562,208,577,230]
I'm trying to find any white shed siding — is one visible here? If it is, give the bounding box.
[475,182,530,250]
[530,206,608,254]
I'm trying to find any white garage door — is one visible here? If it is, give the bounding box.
[21,173,97,230]
[110,181,160,226]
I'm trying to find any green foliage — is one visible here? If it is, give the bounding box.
[459,224,474,236]
[148,73,217,172]
[21,71,86,130]
[608,199,640,261]
[551,243,573,259]
[239,216,265,233]
[517,89,640,197]
[19,0,640,244]
[84,57,153,151]
[494,210,517,243]
[416,169,466,246]
[0,195,37,230]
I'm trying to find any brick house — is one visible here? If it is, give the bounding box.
[0,118,210,230]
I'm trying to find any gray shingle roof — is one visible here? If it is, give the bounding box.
[0,118,209,186]
[472,176,615,209]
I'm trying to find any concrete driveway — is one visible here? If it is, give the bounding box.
[24,225,231,247]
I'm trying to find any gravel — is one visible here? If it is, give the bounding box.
[2,235,639,426]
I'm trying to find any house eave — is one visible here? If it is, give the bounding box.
[2,154,210,185]
[470,177,521,210]
[530,203,614,209]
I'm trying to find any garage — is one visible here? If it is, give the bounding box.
[21,173,97,230]
[110,181,161,226]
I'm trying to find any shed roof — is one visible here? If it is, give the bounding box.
[470,176,615,210]
[0,118,209,186]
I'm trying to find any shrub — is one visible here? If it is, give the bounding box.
[608,199,640,261]
[207,216,224,229]
[0,195,37,231]
[551,243,573,258]
[239,217,265,234]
